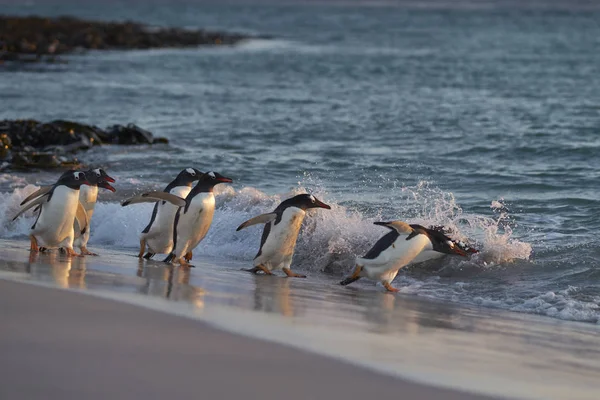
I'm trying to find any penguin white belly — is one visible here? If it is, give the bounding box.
[254,207,305,271]
[32,186,80,248]
[173,193,215,258]
[358,234,432,283]
[410,249,445,265]
[74,185,98,248]
[144,185,191,254]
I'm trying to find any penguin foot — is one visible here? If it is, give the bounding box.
[177,258,195,268]
[138,239,146,258]
[242,265,272,275]
[283,268,306,278]
[39,247,48,253]
[80,247,98,256]
[184,252,193,262]
[382,281,399,293]
[340,265,362,286]
[64,247,83,258]
[29,235,39,253]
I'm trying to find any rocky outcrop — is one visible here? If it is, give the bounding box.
[0,119,168,171]
[0,15,262,63]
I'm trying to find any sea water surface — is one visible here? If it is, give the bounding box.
[1,0,600,325]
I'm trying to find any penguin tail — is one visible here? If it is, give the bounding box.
[163,253,175,263]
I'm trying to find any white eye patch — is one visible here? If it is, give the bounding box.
[74,172,84,180]
[208,172,216,178]
[309,195,316,203]
[186,168,196,175]
[93,168,101,176]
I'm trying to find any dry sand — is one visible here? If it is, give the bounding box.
[0,279,498,400]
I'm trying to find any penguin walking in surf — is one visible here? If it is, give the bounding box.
[18,168,117,256]
[236,194,331,278]
[121,168,203,259]
[12,170,92,256]
[73,168,116,256]
[340,221,473,292]
[163,171,233,267]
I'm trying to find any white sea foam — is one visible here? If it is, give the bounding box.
[0,180,532,272]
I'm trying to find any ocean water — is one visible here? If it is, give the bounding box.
[1,0,600,324]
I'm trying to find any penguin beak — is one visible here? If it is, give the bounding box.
[98,180,116,192]
[103,175,116,183]
[451,247,468,257]
[314,199,331,209]
[217,176,233,183]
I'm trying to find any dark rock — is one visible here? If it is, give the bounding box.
[11,150,83,170]
[103,124,156,145]
[0,16,265,63]
[0,133,11,160]
[0,119,168,171]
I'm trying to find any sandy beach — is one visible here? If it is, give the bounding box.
[1,278,498,400]
[1,239,599,400]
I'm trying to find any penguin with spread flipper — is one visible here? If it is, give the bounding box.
[236,194,331,278]
[163,171,232,267]
[340,221,470,292]
[121,168,202,259]
[13,170,92,257]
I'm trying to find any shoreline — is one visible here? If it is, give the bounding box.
[1,240,599,400]
[1,278,498,400]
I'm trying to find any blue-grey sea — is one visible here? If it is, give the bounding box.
[1,0,599,324]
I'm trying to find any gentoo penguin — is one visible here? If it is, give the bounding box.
[236,194,331,278]
[340,221,470,292]
[73,168,116,256]
[13,170,91,256]
[122,168,202,259]
[163,171,233,267]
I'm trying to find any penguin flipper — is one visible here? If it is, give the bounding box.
[74,201,89,235]
[374,221,414,235]
[12,194,49,221]
[19,185,52,206]
[236,213,277,231]
[121,191,186,207]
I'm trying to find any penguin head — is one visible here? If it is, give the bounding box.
[428,225,478,255]
[190,171,233,193]
[173,168,204,186]
[200,171,233,185]
[416,226,469,256]
[284,194,331,211]
[57,170,92,188]
[87,168,116,192]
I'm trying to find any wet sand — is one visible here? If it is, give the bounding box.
[0,239,599,400]
[1,279,495,400]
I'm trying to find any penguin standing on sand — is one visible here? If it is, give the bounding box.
[236,194,331,278]
[121,168,202,259]
[12,170,92,256]
[73,168,116,256]
[340,221,472,292]
[163,171,233,267]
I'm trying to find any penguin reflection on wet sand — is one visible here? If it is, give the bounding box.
[12,170,92,257]
[340,221,474,292]
[121,168,202,260]
[236,194,331,278]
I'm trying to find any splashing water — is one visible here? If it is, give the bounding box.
[0,179,532,274]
